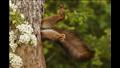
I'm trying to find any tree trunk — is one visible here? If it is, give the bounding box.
[16,43,46,68]
[12,0,46,68]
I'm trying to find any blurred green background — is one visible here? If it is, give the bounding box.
[43,0,111,68]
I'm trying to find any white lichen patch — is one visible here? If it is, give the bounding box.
[30,34,37,46]
[16,23,33,34]
[20,14,25,19]
[9,31,16,42]
[9,31,18,52]
[18,34,37,46]
[9,42,18,52]
[9,52,23,68]
[9,0,18,12]
[17,23,37,46]
[19,34,31,44]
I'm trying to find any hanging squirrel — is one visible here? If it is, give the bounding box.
[41,5,95,60]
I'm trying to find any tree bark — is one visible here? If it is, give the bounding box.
[16,43,46,68]
[12,0,46,68]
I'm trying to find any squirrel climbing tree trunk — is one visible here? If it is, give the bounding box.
[11,0,46,68]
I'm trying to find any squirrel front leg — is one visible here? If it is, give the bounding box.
[41,29,65,41]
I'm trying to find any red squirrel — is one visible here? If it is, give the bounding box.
[41,5,95,60]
